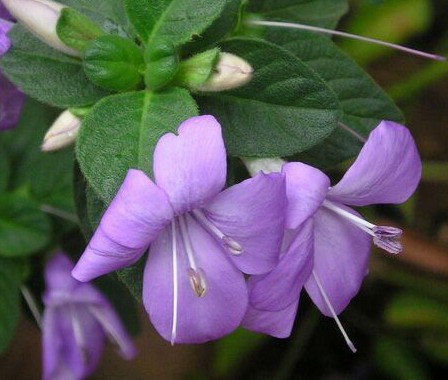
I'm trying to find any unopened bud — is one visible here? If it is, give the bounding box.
[195,52,253,92]
[41,109,80,151]
[2,0,80,57]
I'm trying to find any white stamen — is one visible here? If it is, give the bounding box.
[323,200,403,254]
[192,210,243,255]
[338,122,367,143]
[20,286,42,329]
[312,271,357,353]
[70,305,89,363]
[88,306,135,359]
[171,220,179,346]
[187,268,207,297]
[178,215,198,270]
[322,200,375,230]
[247,20,446,61]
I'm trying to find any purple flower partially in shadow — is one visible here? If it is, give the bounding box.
[1,7,25,131]
[72,115,287,344]
[243,121,422,347]
[43,253,136,380]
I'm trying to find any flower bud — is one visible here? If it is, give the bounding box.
[1,0,80,57]
[41,109,80,151]
[195,52,253,92]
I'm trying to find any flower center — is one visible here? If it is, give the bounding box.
[322,199,403,254]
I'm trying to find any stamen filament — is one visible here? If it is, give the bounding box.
[338,122,367,143]
[88,306,133,357]
[178,215,198,270]
[70,305,89,363]
[247,20,446,61]
[322,200,375,231]
[171,220,179,345]
[20,285,42,329]
[312,271,357,353]
[192,210,243,255]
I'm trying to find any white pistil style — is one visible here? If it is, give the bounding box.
[192,209,243,256]
[20,285,42,329]
[312,271,357,353]
[171,220,179,346]
[178,215,208,297]
[322,199,403,254]
[247,20,446,61]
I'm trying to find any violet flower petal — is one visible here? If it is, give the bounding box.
[153,115,226,214]
[0,18,12,55]
[248,220,314,311]
[143,216,247,344]
[0,2,13,21]
[242,300,299,339]
[305,204,371,316]
[72,169,173,282]
[328,121,422,206]
[205,172,287,275]
[0,72,25,131]
[282,162,330,229]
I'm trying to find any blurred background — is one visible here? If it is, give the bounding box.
[1,0,448,379]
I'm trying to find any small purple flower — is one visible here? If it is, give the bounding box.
[243,121,422,341]
[43,253,136,380]
[1,10,25,131]
[72,115,287,344]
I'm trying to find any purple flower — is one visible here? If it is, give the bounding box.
[72,115,287,344]
[1,10,25,131]
[243,121,422,341]
[43,253,136,380]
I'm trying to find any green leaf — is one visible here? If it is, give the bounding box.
[84,35,144,91]
[125,0,228,46]
[266,29,403,168]
[58,0,132,36]
[0,194,51,257]
[144,40,179,90]
[0,257,23,354]
[0,26,110,108]
[4,99,75,213]
[197,37,340,157]
[175,48,220,89]
[183,0,243,54]
[56,7,104,52]
[385,293,448,334]
[77,88,198,203]
[374,337,430,380]
[246,0,349,28]
[0,145,9,192]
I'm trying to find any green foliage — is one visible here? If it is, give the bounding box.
[76,88,198,203]
[0,26,109,108]
[56,7,104,52]
[246,0,348,28]
[83,35,144,91]
[0,145,9,192]
[0,258,23,354]
[144,40,179,90]
[0,194,51,257]
[198,37,340,157]
[125,0,228,46]
[175,48,220,89]
[265,29,403,168]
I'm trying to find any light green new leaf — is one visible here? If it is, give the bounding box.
[0,258,23,354]
[0,194,51,257]
[125,0,228,46]
[198,37,340,157]
[266,29,403,168]
[246,0,349,28]
[77,88,198,203]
